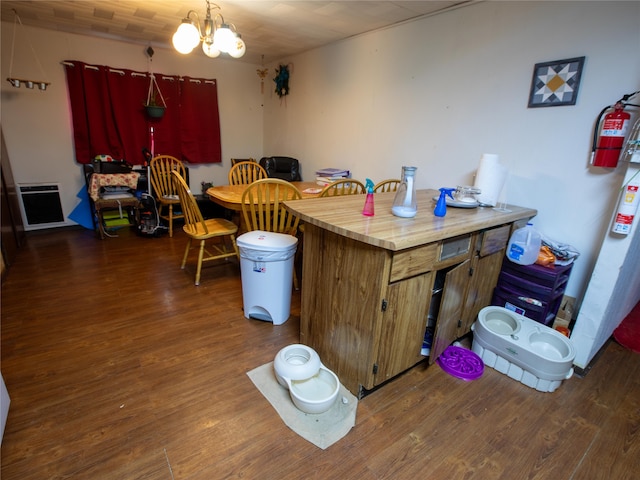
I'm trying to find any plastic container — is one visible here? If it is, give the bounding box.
[237,230,298,325]
[506,223,541,265]
[454,185,481,204]
[391,166,417,218]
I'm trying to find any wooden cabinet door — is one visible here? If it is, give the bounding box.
[430,259,470,363]
[459,251,505,335]
[374,272,433,387]
[459,225,509,335]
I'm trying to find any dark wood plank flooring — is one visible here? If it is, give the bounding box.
[1,226,639,479]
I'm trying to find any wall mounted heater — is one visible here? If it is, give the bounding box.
[18,183,66,230]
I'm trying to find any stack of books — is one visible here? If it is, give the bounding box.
[315,167,351,186]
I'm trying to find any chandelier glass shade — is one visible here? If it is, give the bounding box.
[202,40,221,58]
[172,1,245,58]
[228,34,246,59]
[172,21,200,54]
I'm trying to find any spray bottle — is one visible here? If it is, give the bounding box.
[434,188,455,217]
[362,178,375,216]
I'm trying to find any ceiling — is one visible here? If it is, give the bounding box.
[0,1,473,65]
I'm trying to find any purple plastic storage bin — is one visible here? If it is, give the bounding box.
[498,271,555,298]
[493,259,572,327]
[501,261,572,291]
[492,284,557,326]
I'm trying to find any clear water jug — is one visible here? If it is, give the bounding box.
[506,223,542,265]
[392,166,417,218]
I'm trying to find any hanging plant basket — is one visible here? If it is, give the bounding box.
[145,104,166,118]
[144,73,167,119]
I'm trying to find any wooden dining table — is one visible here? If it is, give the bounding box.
[206,181,323,211]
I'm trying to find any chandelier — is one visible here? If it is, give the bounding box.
[172,1,246,59]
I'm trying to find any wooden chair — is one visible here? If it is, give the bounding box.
[171,170,239,286]
[374,179,401,193]
[231,157,256,166]
[228,161,267,185]
[149,155,186,237]
[319,178,366,197]
[241,178,303,289]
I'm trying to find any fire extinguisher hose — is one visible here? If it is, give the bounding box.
[591,104,613,154]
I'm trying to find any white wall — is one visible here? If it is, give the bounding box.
[1,23,265,223]
[262,0,640,305]
[260,0,640,368]
[572,161,640,368]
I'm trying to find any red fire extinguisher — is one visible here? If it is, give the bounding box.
[591,101,631,168]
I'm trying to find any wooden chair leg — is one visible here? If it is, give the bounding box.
[181,238,192,269]
[231,234,240,260]
[293,270,299,291]
[293,230,302,290]
[97,209,105,239]
[195,240,206,286]
[168,204,173,237]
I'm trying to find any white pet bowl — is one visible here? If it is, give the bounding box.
[289,366,340,414]
[273,344,321,388]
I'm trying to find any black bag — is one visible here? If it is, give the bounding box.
[136,193,166,237]
[92,156,132,174]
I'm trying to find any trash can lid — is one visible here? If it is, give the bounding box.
[237,230,298,251]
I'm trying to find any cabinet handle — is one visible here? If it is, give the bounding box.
[381,299,388,312]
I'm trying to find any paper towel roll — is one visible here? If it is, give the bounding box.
[474,153,507,206]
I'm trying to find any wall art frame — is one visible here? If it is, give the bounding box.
[528,56,585,108]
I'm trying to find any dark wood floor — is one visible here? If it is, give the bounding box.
[1,226,639,479]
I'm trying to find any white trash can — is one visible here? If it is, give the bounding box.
[237,230,298,325]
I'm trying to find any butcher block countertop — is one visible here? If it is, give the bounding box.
[284,189,537,251]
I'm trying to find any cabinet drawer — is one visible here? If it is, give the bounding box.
[498,271,556,299]
[479,225,510,256]
[501,260,573,290]
[492,284,561,327]
[434,234,472,268]
[390,243,438,282]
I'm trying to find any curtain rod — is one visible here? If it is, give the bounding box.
[60,61,216,85]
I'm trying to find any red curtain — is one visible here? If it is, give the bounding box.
[63,61,221,165]
[180,77,222,163]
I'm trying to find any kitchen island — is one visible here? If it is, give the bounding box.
[285,189,537,397]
